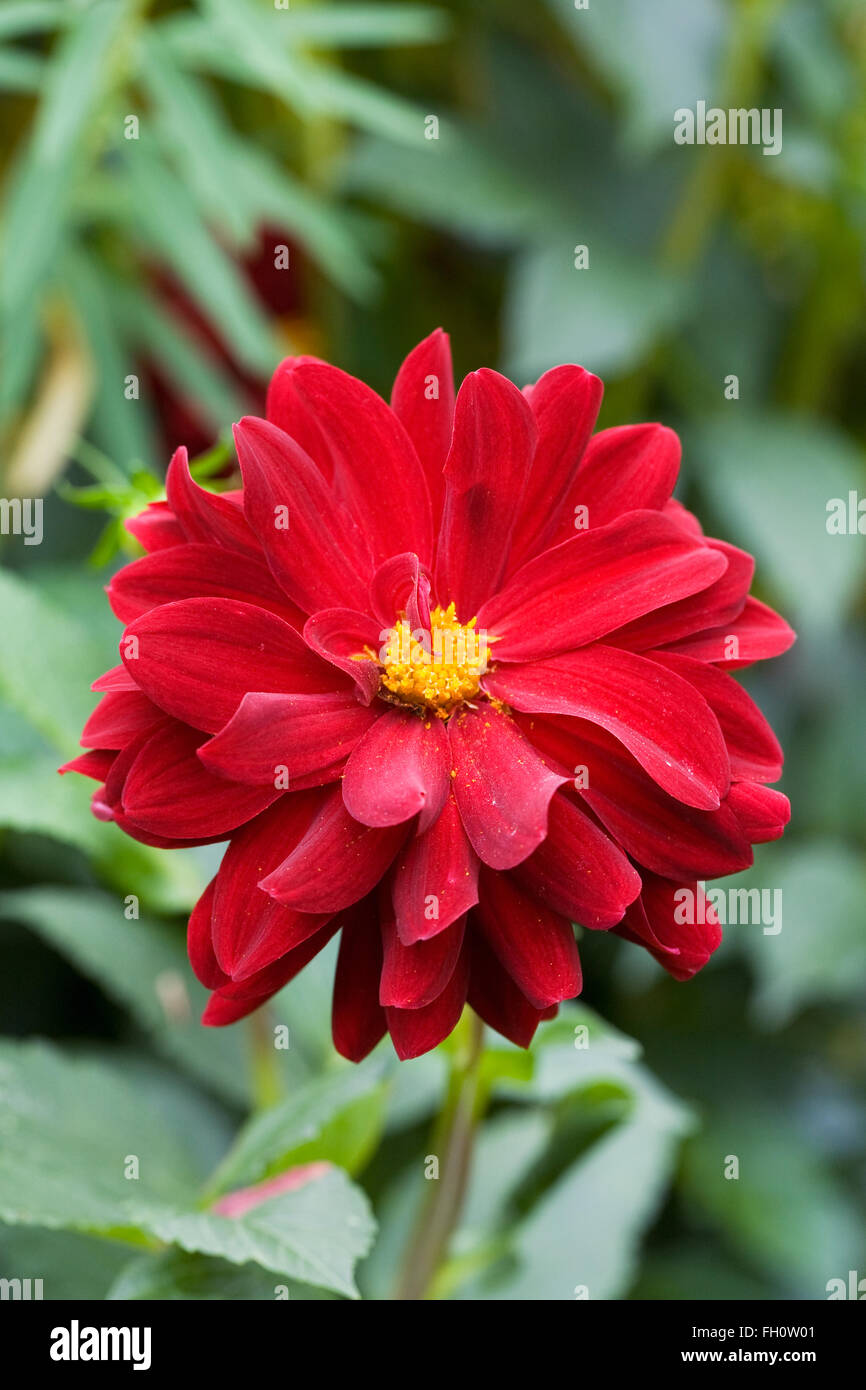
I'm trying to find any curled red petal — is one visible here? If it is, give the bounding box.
[260,786,408,913]
[198,690,374,788]
[435,368,537,615]
[448,706,568,869]
[391,792,479,944]
[108,542,303,628]
[302,608,382,705]
[390,328,455,521]
[474,867,582,1008]
[332,897,387,1062]
[342,708,450,833]
[477,510,728,663]
[234,415,373,612]
[508,364,603,570]
[485,643,731,810]
[121,723,280,840]
[166,447,258,554]
[123,597,335,734]
[511,791,641,929]
[385,944,470,1060]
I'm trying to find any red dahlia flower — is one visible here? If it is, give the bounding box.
[63,331,795,1060]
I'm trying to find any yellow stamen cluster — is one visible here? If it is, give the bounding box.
[380,603,489,718]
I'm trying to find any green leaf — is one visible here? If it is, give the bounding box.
[0,1225,133,1300]
[681,1107,863,1295]
[504,239,688,381]
[139,33,258,248]
[208,1057,391,1195]
[0,756,109,854]
[0,0,134,323]
[120,138,279,377]
[0,1039,204,1229]
[548,0,725,153]
[0,886,257,1106]
[0,1040,374,1298]
[169,0,429,144]
[113,281,253,434]
[159,5,448,54]
[232,147,379,301]
[63,250,161,474]
[691,413,866,633]
[106,1247,334,1301]
[482,1064,690,1300]
[0,568,107,750]
[451,1010,690,1301]
[492,1006,643,1102]
[344,129,554,245]
[0,3,65,41]
[0,47,44,91]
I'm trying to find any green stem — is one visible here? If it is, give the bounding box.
[247,1006,285,1111]
[393,1010,486,1301]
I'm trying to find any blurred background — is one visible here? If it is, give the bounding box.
[0,0,864,1301]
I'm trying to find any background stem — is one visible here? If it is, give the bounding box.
[393,1011,486,1301]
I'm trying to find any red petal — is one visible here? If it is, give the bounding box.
[610,540,753,652]
[166,447,258,554]
[448,706,568,869]
[618,873,721,980]
[187,878,229,989]
[511,791,641,928]
[198,689,375,787]
[332,897,387,1061]
[265,354,336,477]
[123,597,335,734]
[485,643,731,809]
[212,792,331,979]
[474,867,582,1008]
[663,497,704,538]
[665,596,797,666]
[302,608,382,705]
[289,360,434,568]
[342,709,450,833]
[391,792,480,944]
[435,368,537,615]
[234,415,373,612]
[385,945,469,1059]
[477,510,728,662]
[467,929,551,1048]
[380,897,465,1008]
[203,921,339,1026]
[647,651,783,782]
[522,715,754,880]
[259,785,408,913]
[124,501,184,552]
[508,365,603,570]
[60,749,116,780]
[91,664,138,693]
[80,690,164,749]
[567,423,680,531]
[368,552,432,632]
[727,782,790,842]
[121,723,280,839]
[108,542,304,628]
[390,328,455,520]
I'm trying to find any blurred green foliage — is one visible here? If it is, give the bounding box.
[1,0,864,1300]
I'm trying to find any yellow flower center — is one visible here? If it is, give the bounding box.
[379,603,489,718]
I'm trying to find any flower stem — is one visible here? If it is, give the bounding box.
[247,1006,284,1110]
[393,1010,486,1301]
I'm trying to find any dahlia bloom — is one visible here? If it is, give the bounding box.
[63,331,795,1060]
